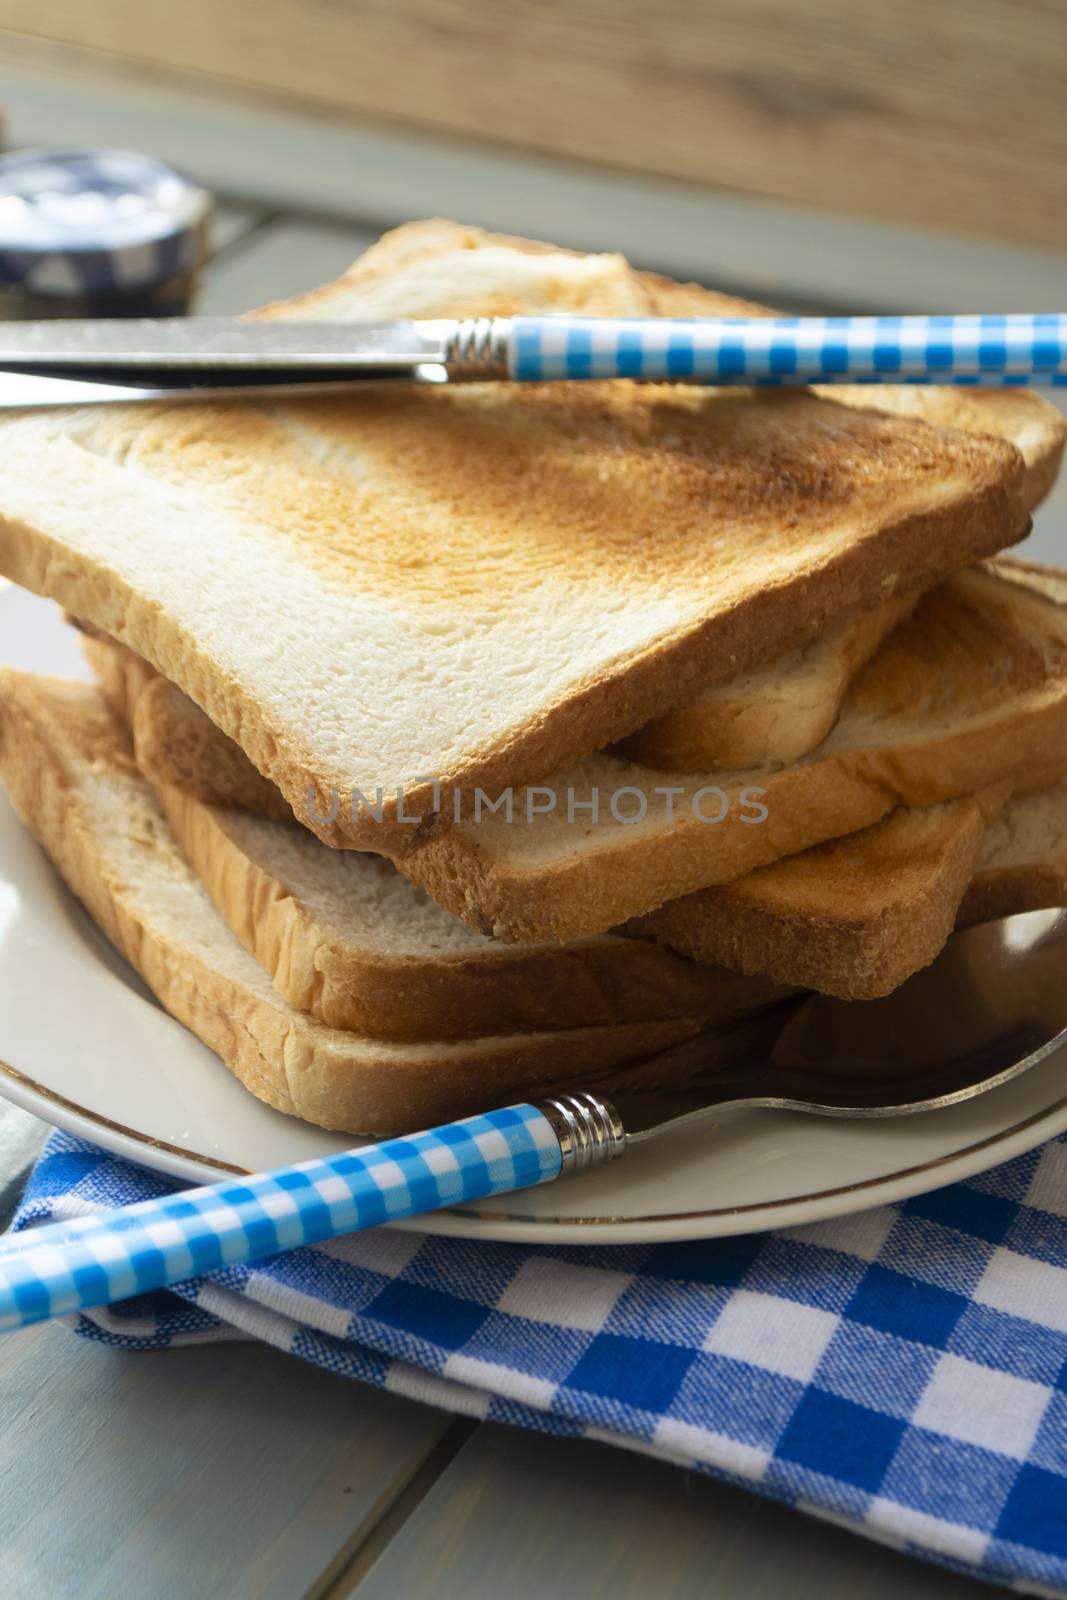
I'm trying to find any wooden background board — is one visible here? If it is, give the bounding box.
[0,0,1065,249]
[5,36,1067,317]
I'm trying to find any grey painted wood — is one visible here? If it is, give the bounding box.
[196,218,379,315]
[210,200,273,257]
[0,1102,48,1231]
[4,43,1067,314]
[0,1321,455,1600]
[351,1423,1010,1600]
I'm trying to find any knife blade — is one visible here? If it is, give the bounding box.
[0,369,452,409]
[0,317,456,370]
[0,317,484,407]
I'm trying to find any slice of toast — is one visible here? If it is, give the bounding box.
[403,561,1067,942]
[958,777,1067,928]
[78,623,293,822]
[68,626,978,1005]
[79,595,1067,993]
[628,789,1006,1000]
[618,588,918,770]
[75,628,789,1037]
[0,220,1054,855]
[0,671,784,1135]
[155,781,787,1041]
[637,775,1067,997]
[268,222,1062,511]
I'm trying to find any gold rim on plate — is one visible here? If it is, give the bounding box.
[4,1056,1065,1228]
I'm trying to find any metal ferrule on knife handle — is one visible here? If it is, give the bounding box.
[536,1092,627,1175]
[441,317,513,379]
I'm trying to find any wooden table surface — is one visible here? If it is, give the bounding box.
[8,2,1067,251]
[0,47,1064,1600]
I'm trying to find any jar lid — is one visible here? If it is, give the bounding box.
[0,148,211,299]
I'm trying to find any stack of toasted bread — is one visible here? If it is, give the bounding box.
[0,220,1064,1135]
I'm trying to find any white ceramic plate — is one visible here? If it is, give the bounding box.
[2,582,1066,1244]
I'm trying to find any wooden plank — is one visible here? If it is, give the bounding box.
[2,1,1065,250]
[349,1423,1004,1600]
[196,218,379,316]
[0,1320,457,1600]
[3,39,1067,314]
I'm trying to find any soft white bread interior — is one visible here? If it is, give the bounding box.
[0,221,1054,855]
[402,561,1067,943]
[76,625,789,1038]
[958,777,1067,928]
[0,671,763,1135]
[619,588,918,771]
[156,781,788,1040]
[78,623,293,821]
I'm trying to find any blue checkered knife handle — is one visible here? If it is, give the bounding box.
[505,313,1067,385]
[0,1099,623,1332]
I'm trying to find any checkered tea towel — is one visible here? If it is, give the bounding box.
[13,1128,1067,1595]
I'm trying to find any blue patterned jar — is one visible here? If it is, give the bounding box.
[0,148,212,318]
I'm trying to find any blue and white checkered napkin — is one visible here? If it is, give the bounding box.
[14,1130,1067,1594]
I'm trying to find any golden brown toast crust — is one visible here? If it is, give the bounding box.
[0,671,752,1135]
[628,791,1001,1000]
[402,562,1067,942]
[157,782,789,1041]
[0,221,1049,856]
[76,627,789,1037]
[80,627,293,821]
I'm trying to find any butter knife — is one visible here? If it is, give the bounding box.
[0,313,1062,406]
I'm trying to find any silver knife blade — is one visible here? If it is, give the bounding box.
[0,317,453,371]
[0,370,452,409]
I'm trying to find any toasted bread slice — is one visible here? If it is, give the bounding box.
[271,222,1063,510]
[629,789,1006,1000]
[155,781,787,1040]
[79,625,293,822]
[0,221,1052,855]
[0,671,776,1134]
[80,624,1060,1007]
[619,588,918,770]
[71,627,995,1007]
[403,562,1067,942]
[958,777,1067,927]
[78,628,788,1038]
[634,772,1067,998]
